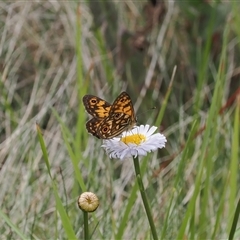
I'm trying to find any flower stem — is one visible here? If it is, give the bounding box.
[133,156,158,240]
[83,211,89,240]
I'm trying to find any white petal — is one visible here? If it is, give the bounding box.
[146,126,158,136]
[142,124,150,134]
[101,124,166,160]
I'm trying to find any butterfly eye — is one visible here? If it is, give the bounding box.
[102,126,109,133]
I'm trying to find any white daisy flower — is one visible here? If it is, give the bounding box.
[102,124,167,160]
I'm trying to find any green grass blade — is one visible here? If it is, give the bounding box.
[115,155,150,239]
[194,2,217,113]
[211,173,230,239]
[61,123,87,192]
[177,25,229,239]
[51,108,86,192]
[229,198,240,240]
[0,210,28,239]
[228,94,240,237]
[155,66,176,127]
[36,124,77,239]
[75,5,88,160]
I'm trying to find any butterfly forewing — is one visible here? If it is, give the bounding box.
[110,92,136,122]
[82,95,111,118]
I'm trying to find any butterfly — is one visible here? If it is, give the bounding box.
[82,92,137,139]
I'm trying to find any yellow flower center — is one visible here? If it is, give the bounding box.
[121,134,146,145]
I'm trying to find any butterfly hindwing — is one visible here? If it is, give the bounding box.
[85,118,102,139]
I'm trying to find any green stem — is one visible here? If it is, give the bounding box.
[133,156,158,240]
[83,211,89,240]
[229,197,240,240]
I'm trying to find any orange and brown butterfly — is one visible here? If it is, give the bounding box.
[82,92,137,139]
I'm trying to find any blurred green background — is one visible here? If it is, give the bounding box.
[0,1,239,239]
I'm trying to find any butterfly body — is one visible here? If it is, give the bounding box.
[82,92,136,139]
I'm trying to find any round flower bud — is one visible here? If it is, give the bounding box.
[78,192,99,212]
